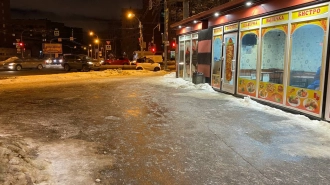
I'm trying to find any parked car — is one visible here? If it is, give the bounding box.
[62,54,101,71]
[2,58,46,71]
[103,57,130,65]
[136,57,161,71]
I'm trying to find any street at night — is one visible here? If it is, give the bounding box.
[2,0,330,184]
[1,71,330,184]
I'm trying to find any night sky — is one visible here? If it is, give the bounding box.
[10,0,143,31]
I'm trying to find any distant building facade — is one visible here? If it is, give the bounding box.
[107,19,122,57]
[10,19,84,58]
[0,0,11,48]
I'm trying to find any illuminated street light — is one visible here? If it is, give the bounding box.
[127,12,143,52]
[89,31,100,59]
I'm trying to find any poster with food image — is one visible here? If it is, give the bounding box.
[225,38,234,81]
[286,86,321,114]
[258,82,284,104]
[238,78,256,97]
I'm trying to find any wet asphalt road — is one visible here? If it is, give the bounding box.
[1,76,330,184]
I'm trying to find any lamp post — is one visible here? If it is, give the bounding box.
[20,29,32,58]
[128,13,143,52]
[89,31,100,59]
[152,23,160,44]
[88,44,91,57]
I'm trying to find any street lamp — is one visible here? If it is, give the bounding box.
[20,29,32,58]
[88,44,92,57]
[152,23,160,44]
[89,31,100,59]
[128,13,143,52]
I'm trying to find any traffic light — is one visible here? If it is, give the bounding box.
[151,47,156,53]
[172,38,177,49]
[171,42,176,48]
[19,42,23,47]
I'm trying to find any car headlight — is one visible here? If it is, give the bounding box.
[87,62,93,65]
[59,59,63,63]
[8,63,15,66]
[53,60,56,62]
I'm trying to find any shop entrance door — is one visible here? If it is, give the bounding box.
[221,32,238,94]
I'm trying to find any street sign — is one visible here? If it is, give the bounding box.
[70,37,73,41]
[16,39,20,42]
[42,43,63,54]
[105,45,111,50]
[17,48,21,53]
[165,41,170,46]
[99,51,102,56]
[106,41,110,45]
[58,38,62,42]
[16,43,20,48]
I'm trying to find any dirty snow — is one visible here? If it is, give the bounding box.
[1,70,330,184]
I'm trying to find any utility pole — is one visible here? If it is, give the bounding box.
[164,0,168,71]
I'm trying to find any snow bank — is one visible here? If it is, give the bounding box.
[0,69,168,86]
[162,72,215,92]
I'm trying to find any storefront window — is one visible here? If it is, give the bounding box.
[212,36,222,89]
[286,19,327,115]
[289,24,324,90]
[192,39,198,73]
[240,33,258,78]
[238,31,258,96]
[261,29,285,84]
[184,40,191,80]
[179,41,184,78]
[259,28,286,103]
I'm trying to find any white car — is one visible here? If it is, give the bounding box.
[2,58,45,71]
[136,58,161,71]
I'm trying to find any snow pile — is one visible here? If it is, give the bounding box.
[0,69,169,86]
[0,138,48,184]
[162,72,215,92]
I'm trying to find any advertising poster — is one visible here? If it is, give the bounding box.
[258,82,284,104]
[238,78,257,97]
[212,35,223,89]
[286,86,321,114]
[43,43,63,54]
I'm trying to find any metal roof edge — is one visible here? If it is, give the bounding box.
[170,0,247,28]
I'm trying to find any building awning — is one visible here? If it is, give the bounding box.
[170,0,266,29]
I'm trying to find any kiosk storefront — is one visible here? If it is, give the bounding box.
[235,3,329,118]
[174,0,330,120]
[178,33,198,81]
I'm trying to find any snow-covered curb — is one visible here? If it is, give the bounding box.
[0,69,169,86]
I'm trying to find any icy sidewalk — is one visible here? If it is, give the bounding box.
[155,72,330,159]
